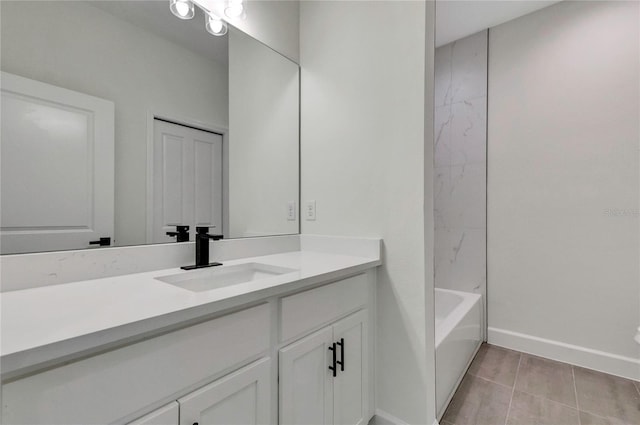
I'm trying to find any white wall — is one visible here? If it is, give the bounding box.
[300,1,436,423]
[0,1,228,246]
[228,28,299,238]
[434,31,487,301]
[197,0,300,63]
[488,0,640,379]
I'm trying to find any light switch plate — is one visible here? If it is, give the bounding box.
[287,201,296,221]
[305,200,316,221]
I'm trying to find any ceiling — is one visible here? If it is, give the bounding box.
[89,1,561,62]
[436,0,562,47]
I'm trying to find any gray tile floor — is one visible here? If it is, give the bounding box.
[442,343,640,425]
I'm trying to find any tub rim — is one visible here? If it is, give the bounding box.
[435,288,482,348]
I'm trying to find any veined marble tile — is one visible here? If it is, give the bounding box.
[449,228,486,294]
[451,97,487,166]
[435,43,453,107]
[434,167,450,229]
[435,105,452,167]
[450,30,488,104]
[433,28,487,297]
[435,227,453,290]
[449,163,487,230]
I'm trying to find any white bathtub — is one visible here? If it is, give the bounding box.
[435,288,483,418]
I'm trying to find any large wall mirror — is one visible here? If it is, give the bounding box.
[0,0,300,254]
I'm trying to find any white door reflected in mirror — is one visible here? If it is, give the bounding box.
[0,72,115,254]
[150,119,223,244]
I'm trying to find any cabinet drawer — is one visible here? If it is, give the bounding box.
[128,402,179,425]
[280,273,368,342]
[2,304,270,425]
[178,358,271,425]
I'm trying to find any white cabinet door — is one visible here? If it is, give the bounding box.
[150,119,223,243]
[178,358,270,425]
[128,402,179,425]
[279,310,369,425]
[279,326,334,425]
[333,311,368,425]
[0,72,115,254]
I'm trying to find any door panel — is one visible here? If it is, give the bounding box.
[194,138,222,227]
[279,326,334,425]
[178,358,270,425]
[161,134,185,226]
[151,120,223,243]
[333,311,368,425]
[0,72,114,253]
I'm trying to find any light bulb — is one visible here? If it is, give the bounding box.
[206,14,228,36]
[175,2,189,16]
[225,0,244,18]
[170,0,194,20]
[209,19,223,34]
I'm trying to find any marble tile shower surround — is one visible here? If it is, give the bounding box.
[434,30,487,295]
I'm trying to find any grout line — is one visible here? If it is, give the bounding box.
[572,366,581,425]
[576,409,616,423]
[471,374,515,391]
[513,388,581,412]
[504,353,522,425]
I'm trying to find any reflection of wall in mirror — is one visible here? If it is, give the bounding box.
[197,0,300,63]
[0,1,229,247]
[228,29,299,238]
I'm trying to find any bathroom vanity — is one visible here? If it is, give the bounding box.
[0,237,380,424]
[1,1,378,424]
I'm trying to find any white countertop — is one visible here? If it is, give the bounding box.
[1,250,380,378]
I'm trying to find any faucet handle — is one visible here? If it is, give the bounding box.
[167,225,190,242]
[196,226,216,234]
[195,226,223,240]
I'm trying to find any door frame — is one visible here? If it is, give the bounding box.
[145,111,229,244]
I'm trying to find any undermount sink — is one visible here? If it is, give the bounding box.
[156,263,298,292]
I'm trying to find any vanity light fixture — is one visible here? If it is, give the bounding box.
[169,0,195,19]
[224,0,244,18]
[205,13,228,36]
[169,0,231,37]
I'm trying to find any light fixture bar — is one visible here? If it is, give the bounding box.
[170,0,233,37]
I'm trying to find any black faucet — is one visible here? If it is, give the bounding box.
[166,225,189,242]
[181,226,223,270]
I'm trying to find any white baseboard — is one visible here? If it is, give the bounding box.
[373,409,439,425]
[488,327,640,381]
[373,409,410,425]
